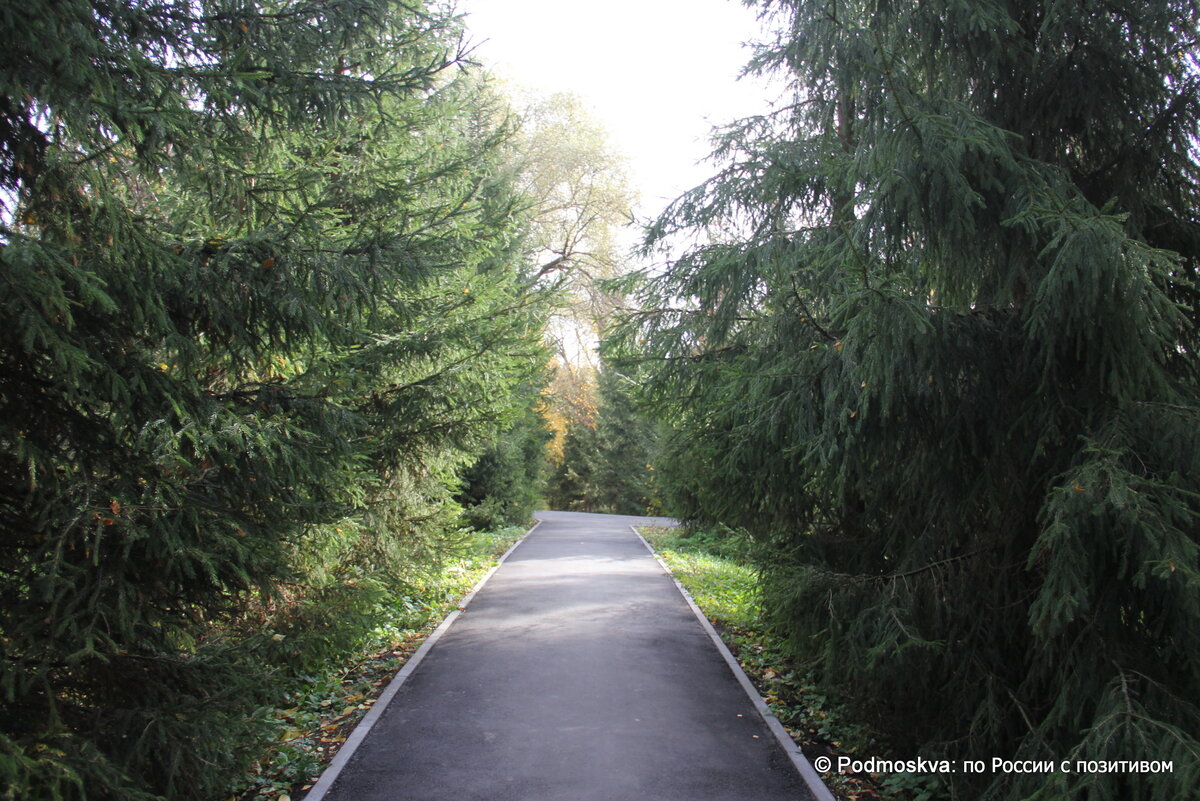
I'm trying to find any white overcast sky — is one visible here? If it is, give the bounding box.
[454,0,778,223]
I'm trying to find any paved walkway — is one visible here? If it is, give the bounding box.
[312,511,815,801]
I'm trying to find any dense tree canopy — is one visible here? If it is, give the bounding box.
[0,2,553,798]
[6,1,1198,799]
[613,1,1200,799]
[453,92,640,530]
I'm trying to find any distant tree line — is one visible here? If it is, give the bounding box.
[545,363,658,516]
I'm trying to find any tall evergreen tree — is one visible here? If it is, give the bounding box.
[545,365,657,515]
[0,2,549,799]
[615,1,1200,799]
[593,367,657,515]
[547,415,604,512]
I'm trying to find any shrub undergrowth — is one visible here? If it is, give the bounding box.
[226,524,529,801]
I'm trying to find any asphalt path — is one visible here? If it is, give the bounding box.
[314,510,815,801]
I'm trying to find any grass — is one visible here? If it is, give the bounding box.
[639,525,894,801]
[231,522,904,801]
[226,524,529,801]
[652,547,760,630]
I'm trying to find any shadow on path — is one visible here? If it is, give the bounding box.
[314,511,814,801]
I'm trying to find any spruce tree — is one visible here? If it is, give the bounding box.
[0,2,549,799]
[616,1,1200,799]
[544,365,657,515]
[593,367,657,515]
[457,389,553,530]
[548,419,604,512]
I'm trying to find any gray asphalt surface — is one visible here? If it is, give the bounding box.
[318,510,813,800]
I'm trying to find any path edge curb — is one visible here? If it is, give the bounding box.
[301,518,541,801]
[631,525,838,801]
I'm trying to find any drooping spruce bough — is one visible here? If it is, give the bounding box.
[0,2,551,799]
[612,1,1200,798]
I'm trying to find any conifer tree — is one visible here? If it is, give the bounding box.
[459,93,638,525]
[457,388,553,530]
[0,2,549,798]
[547,416,604,512]
[592,368,657,515]
[616,1,1200,798]
[545,365,657,514]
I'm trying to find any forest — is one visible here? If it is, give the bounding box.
[1,1,1197,801]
